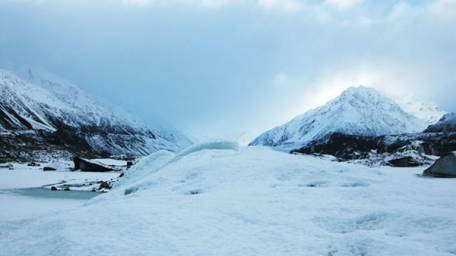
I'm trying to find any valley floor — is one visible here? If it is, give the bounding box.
[1,146,455,256]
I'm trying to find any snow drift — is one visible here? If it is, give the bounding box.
[121,141,239,196]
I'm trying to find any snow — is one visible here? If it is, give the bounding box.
[250,86,429,151]
[121,141,239,195]
[0,68,191,155]
[0,191,87,222]
[0,164,118,190]
[176,140,239,159]
[113,150,176,189]
[1,145,455,256]
[394,96,446,126]
[91,158,128,167]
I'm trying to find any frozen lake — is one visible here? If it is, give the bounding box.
[0,188,99,200]
[0,166,117,221]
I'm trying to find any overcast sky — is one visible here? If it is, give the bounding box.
[0,0,455,142]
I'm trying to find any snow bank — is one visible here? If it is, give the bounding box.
[112,150,176,190]
[122,141,239,196]
[175,140,239,160]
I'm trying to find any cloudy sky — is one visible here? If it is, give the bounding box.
[0,0,455,142]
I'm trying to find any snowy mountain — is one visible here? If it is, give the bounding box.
[250,86,428,151]
[424,112,456,133]
[0,69,191,161]
[395,97,446,125]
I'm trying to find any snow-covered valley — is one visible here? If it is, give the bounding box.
[1,144,455,256]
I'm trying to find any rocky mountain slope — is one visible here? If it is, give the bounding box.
[424,112,456,133]
[0,69,191,162]
[250,86,433,151]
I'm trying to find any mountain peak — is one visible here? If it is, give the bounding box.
[340,85,379,97]
[250,85,428,151]
[336,86,391,106]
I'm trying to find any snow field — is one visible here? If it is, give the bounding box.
[1,145,455,256]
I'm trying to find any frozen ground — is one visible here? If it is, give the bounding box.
[1,145,455,256]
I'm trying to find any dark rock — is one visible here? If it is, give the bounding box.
[98,181,112,190]
[43,166,57,171]
[187,189,202,195]
[291,133,384,160]
[51,186,57,191]
[73,157,114,172]
[423,152,456,177]
[291,132,456,162]
[388,157,422,167]
[127,161,134,169]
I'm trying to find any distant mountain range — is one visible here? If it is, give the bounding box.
[250,86,455,165]
[0,69,191,162]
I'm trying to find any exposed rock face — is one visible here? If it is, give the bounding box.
[423,152,456,177]
[0,69,191,162]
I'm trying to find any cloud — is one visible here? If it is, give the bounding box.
[271,72,289,87]
[428,0,456,20]
[257,0,304,12]
[121,0,152,6]
[324,0,364,10]
[0,0,455,141]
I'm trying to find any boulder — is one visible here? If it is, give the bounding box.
[43,166,57,171]
[423,152,456,177]
[27,162,40,167]
[388,156,422,167]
